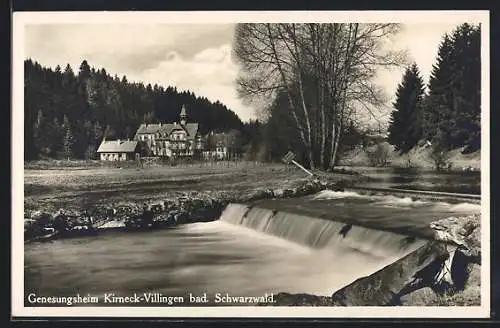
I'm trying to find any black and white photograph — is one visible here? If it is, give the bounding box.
[12,11,490,318]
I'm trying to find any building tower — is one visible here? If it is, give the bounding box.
[180,105,187,126]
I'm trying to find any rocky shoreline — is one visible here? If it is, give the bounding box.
[24,177,349,243]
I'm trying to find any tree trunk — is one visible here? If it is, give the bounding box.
[329,23,358,170]
[329,121,342,170]
[265,23,315,170]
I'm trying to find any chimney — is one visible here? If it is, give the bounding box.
[159,123,162,127]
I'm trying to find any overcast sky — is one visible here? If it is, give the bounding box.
[24,22,466,124]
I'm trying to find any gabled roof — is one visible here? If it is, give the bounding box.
[135,123,162,134]
[184,123,199,139]
[97,139,138,153]
[135,122,199,140]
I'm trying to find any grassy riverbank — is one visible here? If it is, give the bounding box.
[340,143,481,171]
[23,161,362,214]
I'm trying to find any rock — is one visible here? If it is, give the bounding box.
[463,226,481,259]
[273,188,285,198]
[450,249,476,291]
[331,241,448,306]
[399,287,439,306]
[29,210,44,220]
[151,204,163,214]
[241,189,274,202]
[29,211,52,226]
[98,220,126,229]
[295,182,317,196]
[163,200,176,211]
[429,214,481,259]
[54,208,82,219]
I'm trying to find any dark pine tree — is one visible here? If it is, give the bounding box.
[387,63,425,153]
[62,115,74,160]
[423,23,481,152]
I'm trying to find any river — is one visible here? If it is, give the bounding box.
[348,166,481,194]
[24,189,480,306]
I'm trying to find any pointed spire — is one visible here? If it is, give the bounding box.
[180,105,187,126]
[180,105,187,118]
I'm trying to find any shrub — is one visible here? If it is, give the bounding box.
[366,143,392,167]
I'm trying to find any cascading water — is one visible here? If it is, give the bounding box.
[219,203,429,287]
[217,189,479,298]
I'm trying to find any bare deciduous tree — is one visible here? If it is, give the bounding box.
[233,23,407,170]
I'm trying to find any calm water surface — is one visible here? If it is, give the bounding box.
[349,166,481,194]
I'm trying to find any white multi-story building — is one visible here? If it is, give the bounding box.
[134,105,203,157]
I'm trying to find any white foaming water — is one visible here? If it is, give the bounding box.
[374,196,427,207]
[313,189,480,213]
[313,190,367,200]
[219,203,427,284]
[188,219,313,255]
[313,190,426,207]
[437,202,481,213]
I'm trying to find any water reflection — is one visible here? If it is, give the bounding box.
[356,167,480,194]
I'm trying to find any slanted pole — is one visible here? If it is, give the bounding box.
[291,159,314,177]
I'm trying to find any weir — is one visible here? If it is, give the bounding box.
[220,203,427,259]
[218,191,481,305]
[219,203,431,296]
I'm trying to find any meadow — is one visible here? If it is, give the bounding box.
[23,161,357,214]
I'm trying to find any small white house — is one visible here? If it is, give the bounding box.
[97,139,139,161]
[202,146,228,160]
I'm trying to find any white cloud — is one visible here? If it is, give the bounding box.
[193,44,231,63]
[133,44,256,122]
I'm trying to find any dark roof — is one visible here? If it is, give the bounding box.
[135,123,162,134]
[97,139,138,153]
[135,123,199,140]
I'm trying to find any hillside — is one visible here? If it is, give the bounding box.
[24,59,245,160]
[339,142,481,171]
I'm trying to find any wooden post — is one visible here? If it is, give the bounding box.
[291,159,313,176]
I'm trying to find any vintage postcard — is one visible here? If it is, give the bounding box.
[12,10,490,318]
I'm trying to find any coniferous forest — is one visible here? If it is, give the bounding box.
[24,59,246,160]
[24,23,481,163]
[387,23,481,154]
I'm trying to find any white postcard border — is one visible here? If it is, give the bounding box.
[12,10,491,318]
